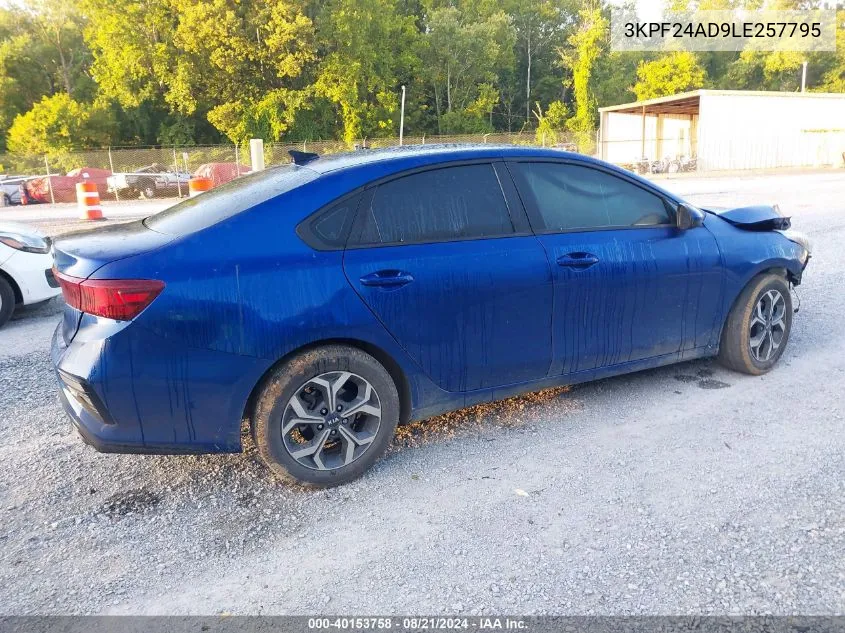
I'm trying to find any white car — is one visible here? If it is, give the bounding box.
[0,222,61,328]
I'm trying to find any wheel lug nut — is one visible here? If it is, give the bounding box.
[320,408,328,415]
[331,430,337,435]
[342,418,348,424]
[317,424,323,430]
[336,405,343,411]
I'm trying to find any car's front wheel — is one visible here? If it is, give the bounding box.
[0,275,15,328]
[252,345,400,487]
[718,273,793,375]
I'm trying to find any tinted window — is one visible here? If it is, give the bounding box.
[355,164,513,245]
[145,164,318,234]
[512,163,671,231]
[299,195,360,249]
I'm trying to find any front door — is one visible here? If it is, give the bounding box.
[343,163,553,392]
[507,160,722,376]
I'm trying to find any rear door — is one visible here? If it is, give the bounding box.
[342,162,553,393]
[507,160,722,375]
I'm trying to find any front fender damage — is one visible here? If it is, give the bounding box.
[707,204,791,231]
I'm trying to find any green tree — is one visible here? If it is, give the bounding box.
[82,0,178,110]
[0,2,93,149]
[83,0,315,143]
[503,0,576,125]
[420,4,515,133]
[81,0,206,144]
[818,11,845,92]
[25,0,93,98]
[314,0,420,144]
[533,99,568,145]
[632,52,706,100]
[170,0,315,140]
[6,93,115,158]
[560,2,606,151]
[592,51,646,107]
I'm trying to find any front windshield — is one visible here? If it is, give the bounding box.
[144,164,318,235]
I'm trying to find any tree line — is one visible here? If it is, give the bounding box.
[1,0,843,158]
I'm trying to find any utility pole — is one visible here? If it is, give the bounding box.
[399,85,406,146]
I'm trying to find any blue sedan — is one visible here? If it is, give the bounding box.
[51,145,811,486]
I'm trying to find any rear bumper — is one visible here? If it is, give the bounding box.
[51,324,150,453]
[55,379,208,454]
[50,321,268,455]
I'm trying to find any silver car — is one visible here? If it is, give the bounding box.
[0,176,27,206]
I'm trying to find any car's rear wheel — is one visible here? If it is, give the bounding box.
[1,193,11,207]
[0,276,16,328]
[140,184,157,199]
[252,345,400,487]
[718,273,793,375]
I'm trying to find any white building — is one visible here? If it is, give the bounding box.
[598,90,845,171]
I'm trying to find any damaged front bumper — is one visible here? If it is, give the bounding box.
[777,228,812,269]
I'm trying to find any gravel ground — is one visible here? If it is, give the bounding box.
[0,171,843,615]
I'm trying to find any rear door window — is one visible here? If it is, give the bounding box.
[352,164,514,245]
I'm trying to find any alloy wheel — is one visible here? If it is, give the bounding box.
[281,371,382,471]
[749,289,786,362]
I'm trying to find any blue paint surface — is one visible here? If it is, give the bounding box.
[50,146,809,453]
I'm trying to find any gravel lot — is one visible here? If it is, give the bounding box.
[1,171,843,615]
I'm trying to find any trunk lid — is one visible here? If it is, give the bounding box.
[52,220,172,278]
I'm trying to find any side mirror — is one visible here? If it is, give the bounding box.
[675,203,704,230]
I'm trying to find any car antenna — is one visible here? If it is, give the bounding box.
[289,150,320,165]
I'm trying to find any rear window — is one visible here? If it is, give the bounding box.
[144,164,317,234]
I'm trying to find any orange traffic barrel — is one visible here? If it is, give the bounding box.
[188,177,213,197]
[76,182,104,220]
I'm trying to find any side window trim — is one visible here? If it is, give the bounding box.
[506,159,677,235]
[296,190,365,251]
[492,162,531,234]
[345,160,525,250]
[347,188,377,249]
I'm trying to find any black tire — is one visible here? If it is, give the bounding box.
[1,193,11,207]
[252,345,400,487]
[0,275,16,329]
[140,183,157,199]
[718,273,793,375]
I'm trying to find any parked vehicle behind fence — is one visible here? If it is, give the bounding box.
[23,168,112,204]
[107,164,191,199]
[1,175,27,206]
[51,145,811,487]
[193,162,251,188]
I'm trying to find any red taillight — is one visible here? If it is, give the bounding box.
[54,269,164,321]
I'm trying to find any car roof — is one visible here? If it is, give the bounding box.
[302,143,594,174]
[295,143,682,203]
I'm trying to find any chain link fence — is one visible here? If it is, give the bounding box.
[0,132,568,205]
[2,129,843,206]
